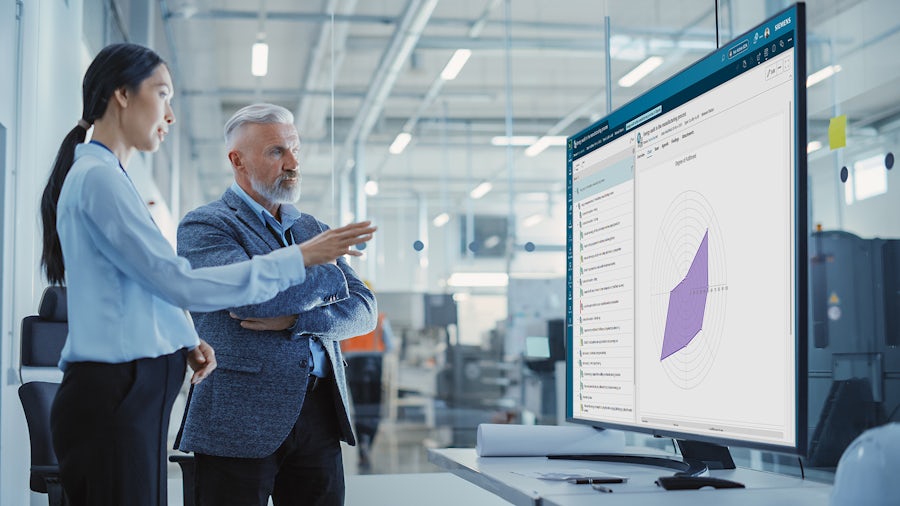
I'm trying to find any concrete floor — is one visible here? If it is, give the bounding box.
[164,420,508,505]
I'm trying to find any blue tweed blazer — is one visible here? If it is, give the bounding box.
[174,189,376,458]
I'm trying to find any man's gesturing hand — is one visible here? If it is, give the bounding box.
[299,221,376,266]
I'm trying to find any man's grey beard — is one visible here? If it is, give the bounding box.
[251,172,301,204]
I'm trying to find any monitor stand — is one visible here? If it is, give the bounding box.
[548,439,736,477]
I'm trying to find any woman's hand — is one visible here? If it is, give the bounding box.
[299,221,376,266]
[187,339,217,385]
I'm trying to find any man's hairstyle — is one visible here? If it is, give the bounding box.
[224,103,295,148]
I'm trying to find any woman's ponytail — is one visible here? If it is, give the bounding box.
[38,42,163,285]
[40,123,89,285]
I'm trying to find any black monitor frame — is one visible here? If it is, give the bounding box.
[565,3,808,462]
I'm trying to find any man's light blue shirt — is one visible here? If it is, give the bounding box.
[55,143,307,370]
[230,182,329,377]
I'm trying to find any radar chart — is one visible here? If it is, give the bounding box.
[649,191,727,389]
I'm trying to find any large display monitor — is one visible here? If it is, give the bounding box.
[566,4,807,466]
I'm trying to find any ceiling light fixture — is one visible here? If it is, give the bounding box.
[440,49,472,80]
[491,135,539,146]
[364,179,379,196]
[433,212,450,227]
[807,65,842,87]
[389,132,412,154]
[522,213,543,227]
[618,56,664,88]
[470,181,493,199]
[524,136,567,157]
[251,39,269,77]
[807,141,823,154]
[483,235,501,249]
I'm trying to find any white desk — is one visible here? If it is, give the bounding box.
[428,448,832,506]
[346,473,512,506]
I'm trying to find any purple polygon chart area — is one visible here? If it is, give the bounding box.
[660,230,709,360]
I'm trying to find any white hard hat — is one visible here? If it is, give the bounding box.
[830,423,900,506]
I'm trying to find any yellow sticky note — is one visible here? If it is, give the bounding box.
[829,114,847,150]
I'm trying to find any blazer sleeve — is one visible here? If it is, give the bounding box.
[290,256,377,341]
[178,210,377,340]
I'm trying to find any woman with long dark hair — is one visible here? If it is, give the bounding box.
[40,43,374,506]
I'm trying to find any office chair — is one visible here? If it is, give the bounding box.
[19,382,65,505]
[19,286,67,506]
[21,286,67,370]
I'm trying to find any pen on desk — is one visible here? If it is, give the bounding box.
[592,484,614,493]
[566,477,626,485]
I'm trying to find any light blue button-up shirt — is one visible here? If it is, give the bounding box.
[230,182,329,377]
[55,143,307,370]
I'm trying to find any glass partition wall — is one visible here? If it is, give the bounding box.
[155,0,899,479]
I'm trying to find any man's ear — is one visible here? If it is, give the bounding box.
[228,150,243,171]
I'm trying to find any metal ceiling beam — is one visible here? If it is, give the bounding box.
[300,0,439,222]
[373,175,561,184]
[183,87,367,99]
[342,0,439,155]
[354,36,606,52]
[190,117,579,143]
[396,0,501,141]
[184,85,609,101]
[166,9,394,25]
[295,0,359,138]
[195,174,562,191]
[478,5,718,185]
[190,136,558,149]
[181,87,496,101]
[166,8,720,39]
[295,0,339,134]
[367,182,566,200]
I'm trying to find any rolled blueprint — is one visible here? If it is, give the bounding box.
[476,423,626,457]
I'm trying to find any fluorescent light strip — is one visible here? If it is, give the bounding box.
[251,42,269,77]
[483,235,501,249]
[389,132,412,154]
[440,49,472,80]
[491,135,538,146]
[470,181,493,199]
[524,135,567,157]
[618,56,664,88]
[432,212,450,227]
[522,213,543,227]
[807,65,842,87]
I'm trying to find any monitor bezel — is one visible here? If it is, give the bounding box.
[565,3,808,457]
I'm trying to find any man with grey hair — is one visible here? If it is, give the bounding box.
[174,103,377,505]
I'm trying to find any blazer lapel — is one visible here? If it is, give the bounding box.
[222,189,283,252]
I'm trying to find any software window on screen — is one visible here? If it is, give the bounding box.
[570,30,798,449]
